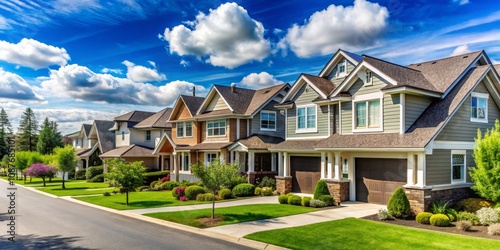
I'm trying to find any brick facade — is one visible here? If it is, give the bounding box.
[325,179,350,203]
[405,187,475,214]
[276,176,292,194]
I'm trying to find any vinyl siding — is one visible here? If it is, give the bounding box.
[172,121,200,145]
[115,122,130,147]
[173,102,192,120]
[201,119,230,142]
[436,81,500,141]
[251,101,286,138]
[206,94,228,112]
[405,94,433,131]
[426,149,474,185]
[327,58,356,81]
[287,84,329,138]
[383,94,400,133]
[341,102,352,134]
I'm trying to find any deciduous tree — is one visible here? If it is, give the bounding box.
[54,145,76,189]
[105,158,146,206]
[25,163,57,187]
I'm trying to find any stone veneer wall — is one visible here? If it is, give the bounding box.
[405,187,475,214]
[325,179,349,202]
[276,176,292,194]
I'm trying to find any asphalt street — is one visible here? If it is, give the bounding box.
[0,180,253,250]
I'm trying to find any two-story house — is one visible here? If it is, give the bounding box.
[274,49,500,212]
[68,124,92,170]
[155,84,290,182]
[100,109,172,171]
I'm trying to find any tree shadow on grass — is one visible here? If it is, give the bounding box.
[122,201,172,208]
[1,234,95,250]
[211,212,273,224]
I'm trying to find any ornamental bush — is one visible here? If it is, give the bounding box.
[196,193,206,201]
[430,214,450,227]
[457,211,480,225]
[232,183,255,197]
[257,177,276,190]
[75,169,86,180]
[455,198,495,213]
[254,187,262,196]
[301,197,312,207]
[150,180,159,189]
[387,187,411,218]
[313,180,330,199]
[185,185,205,200]
[204,193,214,201]
[162,181,180,191]
[261,187,273,196]
[456,220,472,232]
[86,165,103,181]
[278,195,288,204]
[378,209,394,220]
[310,199,327,208]
[90,174,104,183]
[487,223,500,236]
[172,186,186,200]
[25,163,58,187]
[416,212,433,224]
[142,170,170,185]
[476,207,499,225]
[218,188,233,200]
[288,195,302,206]
[319,195,335,206]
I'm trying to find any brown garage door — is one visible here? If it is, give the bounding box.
[355,158,407,204]
[291,156,321,193]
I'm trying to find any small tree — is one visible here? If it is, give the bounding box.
[25,163,57,187]
[387,187,411,218]
[471,120,500,203]
[190,159,240,220]
[54,145,76,189]
[313,179,330,199]
[14,151,30,183]
[105,158,145,206]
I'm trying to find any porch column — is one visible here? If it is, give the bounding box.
[327,152,333,179]
[406,153,415,186]
[173,152,179,182]
[271,153,276,172]
[283,152,289,176]
[248,151,255,172]
[278,152,283,176]
[320,152,326,179]
[160,155,164,171]
[416,153,425,187]
[333,151,340,180]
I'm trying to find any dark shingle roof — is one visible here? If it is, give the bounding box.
[178,142,232,150]
[181,95,205,116]
[100,144,155,158]
[83,124,92,136]
[76,148,91,157]
[271,139,324,151]
[302,74,336,97]
[114,110,156,122]
[245,84,286,115]
[134,108,172,129]
[93,120,115,153]
[236,135,284,150]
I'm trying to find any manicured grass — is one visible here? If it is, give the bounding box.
[244,218,500,250]
[1,176,65,186]
[75,190,212,210]
[145,204,317,228]
[37,181,113,196]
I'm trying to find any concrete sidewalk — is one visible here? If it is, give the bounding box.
[205,202,385,238]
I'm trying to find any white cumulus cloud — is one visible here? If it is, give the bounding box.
[279,0,389,58]
[238,72,284,89]
[122,60,166,82]
[0,38,70,69]
[40,64,206,107]
[163,2,271,69]
[450,44,471,56]
[0,68,45,102]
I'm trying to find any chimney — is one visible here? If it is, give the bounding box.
[192,86,195,96]
[231,83,236,93]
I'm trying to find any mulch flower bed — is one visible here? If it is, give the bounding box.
[363,214,499,240]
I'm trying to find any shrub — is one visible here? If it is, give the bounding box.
[447,213,456,222]
[232,183,255,197]
[457,211,480,225]
[142,170,170,185]
[218,188,233,200]
[310,199,327,208]
[476,207,499,225]
[261,187,273,196]
[75,169,86,180]
[313,180,330,199]
[456,220,472,232]
[150,180,159,189]
[416,212,433,224]
[229,174,248,189]
[430,200,450,214]
[172,186,186,200]
[378,209,395,220]
[179,195,187,201]
[137,186,149,192]
[103,192,111,196]
[487,223,500,236]
[288,195,302,206]
[86,166,103,180]
[455,198,495,213]
[278,195,288,204]
[162,181,179,190]
[254,187,262,196]
[185,185,205,200]
[204,193,214,201]
[258,177,276,190]
[387,187,411,218]
[302,197,312,207]
[430,214,450,227]
[161,174,170,183]
[90,174,104,182]
[319,195,335,206]
[196,193,206,201]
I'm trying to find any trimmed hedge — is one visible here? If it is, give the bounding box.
[254,187,262,196]
[185,185,205,200]
[204,193,215,201]
[162,181,179,191]
[319,195,335,206]
[86,166,103,181]
[278,195,288,204]
[196,193,206,201]
[89,174,104,183]
[457,211,480,225]
[75,169,86,180]
[142,170,170,185]
[387,187,411,218]
[313,180,330,199]
[232,183,255,197]
[288,195,302,206]
[416,212,433,224]
[261,187,273,196]
[430,214,450,227]
[302,197,312,207]
[218,188,233,200]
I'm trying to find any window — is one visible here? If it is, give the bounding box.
[328,59,348,79]
[207,120,226,137]
[342,159,349,179]
[121,131,125,141]
[451,150,466,182]
[182,153,190,171]
[365,71,372,85]
[75,140,79,146]
[471,93,488,123]
[177,123,184,138]
[145,130,151,141]
[176,122,193,138]
[261,111,276,131]
[297,105,316,132]
[207,153,218,164]
[185,122,192,137]
[355,100,380,128]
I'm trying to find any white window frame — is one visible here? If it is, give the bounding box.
[352,93,383,132]
[207,119,226,137]
[260,110,277,131]
[296,104,317,133]
[470,92,489,123]
[364,70,373,86]
[180,152,190,172]
[121,131,125,141]
[176,122,193,138]
[145,130,151,141]
[205,152,219,165]
[451,150,466,183]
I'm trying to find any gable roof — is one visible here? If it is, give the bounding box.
[82,124,92,136]
[494,64,500,75]
[303,74,337,98]
[100,144,155,158]
[92,120,115,153]
[114,110,156,122]
[244,84,288,115]
[318,49,363,77]
[231,134,284,150]
[182,95,205,115]
[134,108,172,129]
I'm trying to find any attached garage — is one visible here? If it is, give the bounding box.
[355,158,407,204]
[291,156,321,193]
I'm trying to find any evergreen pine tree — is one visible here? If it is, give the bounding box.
[0,108,13,159]
[37,117,63,154]
[16,107,38,152]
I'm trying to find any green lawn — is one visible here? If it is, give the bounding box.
[245,218,500,250]
[37,181,113,196]
[75,190,212,210]
[145,204,317,228]
[1,176,66,187]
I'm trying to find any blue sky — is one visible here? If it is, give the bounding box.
[0,0,499,134]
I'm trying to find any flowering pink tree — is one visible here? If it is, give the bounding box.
[25,163,58,187]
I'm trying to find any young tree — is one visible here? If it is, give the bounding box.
[0,108,13,159]
[105,158,146,206]
[54,145,76,189]
[190,159,240,220]
[14,151,30,183]
[471,120,500,203]
[37,117,63,154]
[25,163,57,187]
[16,107,38,152]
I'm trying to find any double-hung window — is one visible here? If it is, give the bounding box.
[355,100,380,128]
[451,150,466,183]
[365,71,373,86]
[261,111,276,131]
[296,105,316,132]
[177,123,184,138]
[470,93,488,123]
[145,130,151,141]
[328,59,348,79]
[207,120,226,137]
[206,153,218,164]
[176,122,192,138]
